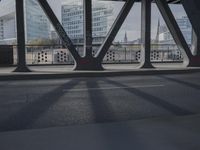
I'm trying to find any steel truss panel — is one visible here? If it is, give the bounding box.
[37,0,81,62]
[96,0,136,61]
[14,0,200,71]
[155,0,192,66]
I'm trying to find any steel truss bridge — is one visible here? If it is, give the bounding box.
[14,0,200,72]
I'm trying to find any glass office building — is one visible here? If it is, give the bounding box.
[24,0,50,42]
[0,0,16,44]
[0,0,50,44]
[62,1,113,44]
[159,16,192,45]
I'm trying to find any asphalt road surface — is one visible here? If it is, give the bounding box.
[0,73,200,132]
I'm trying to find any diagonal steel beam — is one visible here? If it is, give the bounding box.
[83,0,93,58]
[37,0,81,62]
[155,0,193,66]
[96,0,135,61]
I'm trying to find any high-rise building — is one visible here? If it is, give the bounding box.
[24,0,50,43]
[0,0,16,44]
[158,16,192,44]
[0,0,50,44]
[61,1,113,44]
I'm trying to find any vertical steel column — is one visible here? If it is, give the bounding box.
[96,0,135,62]
[83,0,93,58]
[191,30,200,56]
[14,0,30,72]
[155,0,193,67]
[73,0,103,70]
[181,0,200,56]
[190,30,200,66]
[140,0,154,68]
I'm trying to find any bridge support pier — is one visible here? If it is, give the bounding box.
[74,58,104,71]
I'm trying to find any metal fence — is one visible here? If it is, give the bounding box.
[12,44,183,65]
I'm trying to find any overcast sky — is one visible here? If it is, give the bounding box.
[46,0,186,41]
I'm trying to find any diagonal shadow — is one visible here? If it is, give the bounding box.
[101,78,195,116]
[159,75,200,90]
[0,79,81,132]
[86,80,146,150]
[86,80,118,123]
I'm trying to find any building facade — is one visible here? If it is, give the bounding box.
[0,0,16,44]
[0,0,50,44]
[24,0,50,43]
[158,16,192,45]
[61,1,113,44]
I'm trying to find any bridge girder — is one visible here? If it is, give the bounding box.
[14,0,200,72]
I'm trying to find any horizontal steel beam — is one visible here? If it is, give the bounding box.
[101,0,181,4]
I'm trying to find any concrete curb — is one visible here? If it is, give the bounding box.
[0,68,200,81]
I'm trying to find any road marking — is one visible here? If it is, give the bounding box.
[63,84,165,92]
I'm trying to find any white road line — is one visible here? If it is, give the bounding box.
[62,84,165,92]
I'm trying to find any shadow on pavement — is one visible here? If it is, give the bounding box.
[86,80,146,150]
[0,76,197,133]
[0,79,81,132]
[159,75,200,90]
[101,78,195,116]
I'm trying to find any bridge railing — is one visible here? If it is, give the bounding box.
[11,44,184,65]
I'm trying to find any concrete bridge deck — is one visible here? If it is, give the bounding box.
[1,114,200,150]
[0,71,200,150]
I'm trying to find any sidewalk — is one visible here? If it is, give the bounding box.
[0,64,200,80]
[0,114,200,150]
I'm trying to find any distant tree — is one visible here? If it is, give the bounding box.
[28,38,60,45]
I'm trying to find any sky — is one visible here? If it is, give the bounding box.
[46,0,186,41]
